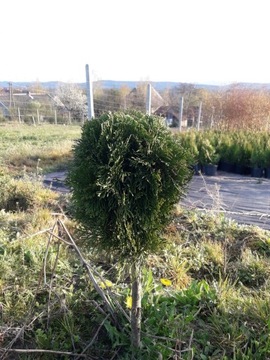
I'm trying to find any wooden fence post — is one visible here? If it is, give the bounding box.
[18,108,21,123]
[146,83,152,115]
[197,102,202,130]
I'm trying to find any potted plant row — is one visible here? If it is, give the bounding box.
[178,129,270,178]
[197,138,220,176]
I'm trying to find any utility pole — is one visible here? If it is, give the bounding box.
[179,96,184,131]
[146,83,151,115]
[85,64,94,119]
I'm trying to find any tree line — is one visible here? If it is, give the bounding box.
[93,82,270,130]
[2,82,270,129]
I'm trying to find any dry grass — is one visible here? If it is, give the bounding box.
[0,123,81,175]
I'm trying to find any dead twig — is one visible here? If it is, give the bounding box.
[0,348,89,358]
[0,311,46,360]
[56,220,117,322]
[75,314,110,360]
[43,221,58,285]
[47,236,61,329]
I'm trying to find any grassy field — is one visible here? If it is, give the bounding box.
[0,123,81,175]
[1,123,270,359]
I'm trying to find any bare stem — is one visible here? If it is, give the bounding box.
[130,261,142,355]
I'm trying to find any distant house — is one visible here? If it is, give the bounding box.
[0,91,57,110]
[154,104,201,128]
[0,90,67,122]
[154,105,189,128]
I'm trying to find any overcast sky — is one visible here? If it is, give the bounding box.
[1,0,270,85]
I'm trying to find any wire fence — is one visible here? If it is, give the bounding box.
[91,81,212,130]
[1,78,270,130]
[0,91,85,125]
[0,81,218,129]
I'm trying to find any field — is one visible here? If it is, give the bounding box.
[0,123,82,175]
[1,123,270,359]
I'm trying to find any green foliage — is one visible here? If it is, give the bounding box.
[177,129,270,171]
[0,173,58,212]
[67,111,192,260]
[197,137,221,165]
[178,130,199,163]
[233,249,270,287]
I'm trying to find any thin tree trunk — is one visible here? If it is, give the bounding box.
[131,261,142,355]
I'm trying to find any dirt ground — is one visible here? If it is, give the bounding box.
[43,170,270,231]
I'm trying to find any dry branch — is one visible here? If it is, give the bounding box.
[0,348,88,358]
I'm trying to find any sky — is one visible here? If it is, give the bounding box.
[1,0,270,85]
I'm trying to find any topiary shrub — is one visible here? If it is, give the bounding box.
[68,111,192,257]
[67,111,193,352]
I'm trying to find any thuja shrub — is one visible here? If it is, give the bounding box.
[67,111,192,260]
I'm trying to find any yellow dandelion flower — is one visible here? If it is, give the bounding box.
[126,296,132,309]
[160,278,172,286]
[100,280,113,289]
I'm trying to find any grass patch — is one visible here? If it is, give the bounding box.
[0,123,81,175]
[1,190,270,358]
[1,124,270,358]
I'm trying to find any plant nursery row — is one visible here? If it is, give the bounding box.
[177,129,270,178]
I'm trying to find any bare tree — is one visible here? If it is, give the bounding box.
[55,83,87,122]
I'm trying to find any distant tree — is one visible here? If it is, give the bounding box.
[126,82,148,112]
[94,88,122,115]
[93,86,131,116]
[119,85,131,109]
[26,100,41,111]
[55,83,87,122]
[160,83,270,130]
[28,79,44,93]
[220,84,270,130]
[161,83,197,108]
[193,88,225,128]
